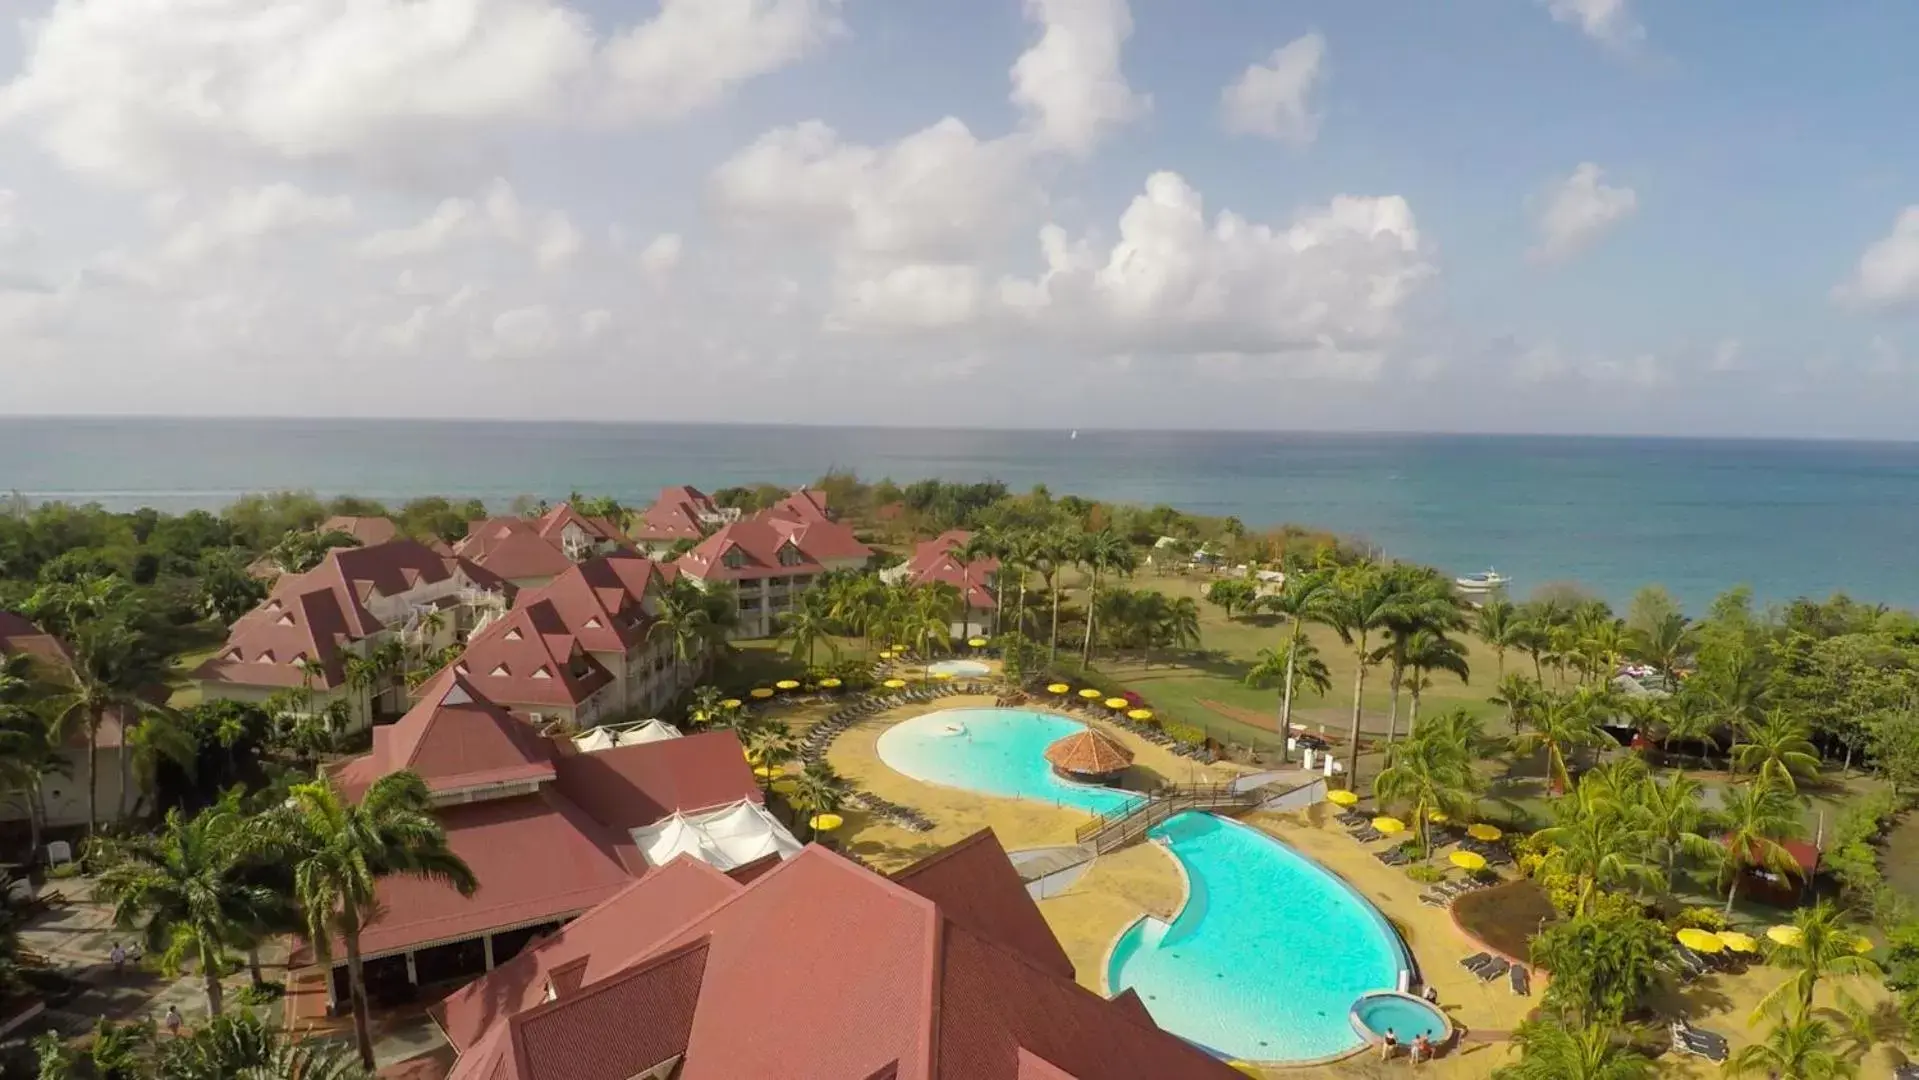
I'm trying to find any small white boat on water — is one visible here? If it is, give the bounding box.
[1454,568,1510,595]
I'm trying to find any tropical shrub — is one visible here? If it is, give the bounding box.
[1531,909,1674,1025]
[1668,906,1729,933]
[1406,864,1446,884]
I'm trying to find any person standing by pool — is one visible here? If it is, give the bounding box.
[1411,1033,1430,1065]
[1381,1029,1397,1061]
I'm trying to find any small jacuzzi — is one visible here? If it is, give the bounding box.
[1350,990,1451,1047]
[925,659,990,677]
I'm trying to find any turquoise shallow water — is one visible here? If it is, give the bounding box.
[1352,993,1448,1043]
[8,418,1919,608]
[1107,814,1407,1062]
[875,707,1407,1062]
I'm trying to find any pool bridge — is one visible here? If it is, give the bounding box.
[1074,778,1303,855]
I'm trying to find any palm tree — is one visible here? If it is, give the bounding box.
[1078,529,1133,665]
[1631,770,1722,885]
[1537,799,1663,916]
[1001,531,1038,639]
[1627,611,1692,692]
[1315,564,1409,783]
[744,723,797,792]
[651,578,717,690]
[1036,528,1078,664]
[1245,638,1331,764]
[271,774,476,1070]
[1401,627,1470,736]
[1657,691,1719,770]
[0,654,63,858]
[1160,596,1201,658]
[1512,687,1610,794]
[1372,722,1478,859]
[92,803,283,1017]
[685,685,726,729]
[1719,779,1804,915]
[1375,567,1463,744]
[777,590,838,668]
[1257,565,1334,761]
[158,1009,374,1079]
[1725,1014,1859,1080]
[341,654,380,731]
[1493,1018,1656,1080]
[47,618,179,838]
[790,762,852,842]
[1753,901,1884,1022]
[1732,710,1822,792]
[1475,598,1519,681]
[1491,673,1542,740]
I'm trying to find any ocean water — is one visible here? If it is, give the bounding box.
[3,416,1917,610]
[1106,813,1407,1063]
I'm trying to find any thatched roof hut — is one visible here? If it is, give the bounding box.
[1043,728,1134,783]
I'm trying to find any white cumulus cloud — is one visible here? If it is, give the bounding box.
[1220,34,1327,145]
[1009,0,1147,155]
[1835,207,1919,311]
[157,185,355,265]
[1530,162,1637,262]
[1541,0,1643,48]
[357,180,580,270]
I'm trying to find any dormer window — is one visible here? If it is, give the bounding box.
[504,628,523,642]
[490,665,510,677]
[721,546,746,570]
[532,667,552,680]
[584,617,603,629]
[276,613,295,627]
[777,542,804,567]
[224,649,242,662]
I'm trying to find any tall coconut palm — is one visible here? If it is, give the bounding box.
[744,722,797,792]
[1753,901,1884,1022]
[93,803,283,1017]
[1627,611,1693,692]
[1630,770,1722,885]
[1078,529,1133,665]
[777,590,838,668]
[1372,724,1478,859]
[1257,565,1335,762]
[1732,710,1822,792]
[1245,637,1330,764]
[1000,531,1038,639]
[46,617,179,839]
[1316,564,1409,784]
[0,654,62,858]
[1402,627,1470,736]
[1719,779,1804,915]
[1036,528,1078,664]
[1375,567,1463,744]
[1475,598,1519,681]
[1725,1014,1859,1080]
[651,578,717,689]
[790,761,852,842]
[1493,1018,1657,1080]
[1491,673,1543,740]
[271,774,476,1070]
[1512,687,1610,794]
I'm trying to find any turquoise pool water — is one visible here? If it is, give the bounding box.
[925,659,991,678]
[1351,992,1449,1043]
[875,707,1409,1063]
[875,708,1142,817]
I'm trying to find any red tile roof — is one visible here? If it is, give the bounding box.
[455,519,576,583]
[535,502,623,545]
[765,487,832,524]
[332,670,555,800]
[322,515,401,546]
[455,602,614,710]
[0,610,71,667]
[631,485,723,543]
[432,839,1242,1080]
[197,540,505,692]
[902,531,998,610]
[551,731,762,831]
[888,830,1074,980]
[675,513,872,583]
[513,554,663,655]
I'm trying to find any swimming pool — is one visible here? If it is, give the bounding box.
[876,708,1141,817]
[1350,991,1450,1045]
[924,658,991,678]
[875,707,1409,1063]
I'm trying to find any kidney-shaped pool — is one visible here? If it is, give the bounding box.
[877,708,1408,1063]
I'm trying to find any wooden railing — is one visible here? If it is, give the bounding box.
[1073,782,1275,854]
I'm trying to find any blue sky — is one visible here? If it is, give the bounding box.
[2,0,1917,437]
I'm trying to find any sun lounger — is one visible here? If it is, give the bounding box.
[1670,1022,1729,1064]
[1458,952,1492,973]
[1476,957,1509,982]
[1509,964,1530,996]
[1419,892,1449,908]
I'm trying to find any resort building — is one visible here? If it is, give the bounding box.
[454,502,628,588]
[0,612,131,828]
[193,540,512,729]
[883,528,999,637]
[628,485,739,555]
[320,514,401,547]
[532,502,626,561]
[428,830,1243,1080]
[300,670,783,1014]
[463,552,695,727]
[673,511,874,639]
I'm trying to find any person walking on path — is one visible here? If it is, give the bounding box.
[163,1005,183,1037]
[108,942,126,976]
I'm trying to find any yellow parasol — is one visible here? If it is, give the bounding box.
[1852,935,1874,955]
[1326,789,1359,807]
[1466,823,1503,842]
[1767,925,1803,948]
[742,747,755,761]
[819,677,842,688]
[1078,688,1103,700]
[1104,697,1129,710]
[720,698,742,710]
[1372,817,1406,835]
[809,813,844,833]
[1449,850,1487,871]
[1128,709,1154,721]
[968,637,988,648]
[1716,931,1758,954]
[749,687,774,699]
[1428,811,1450,824]
[1047,683,1071,694]
[752,765,781,779]
[883,678,907,689]
[1677,928,1725,954]
[770,777,798,794]
[775,679,800,690]
[934,671,954,680]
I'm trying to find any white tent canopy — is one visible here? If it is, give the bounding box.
[633,801,801,871]
[572,718,683,753]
